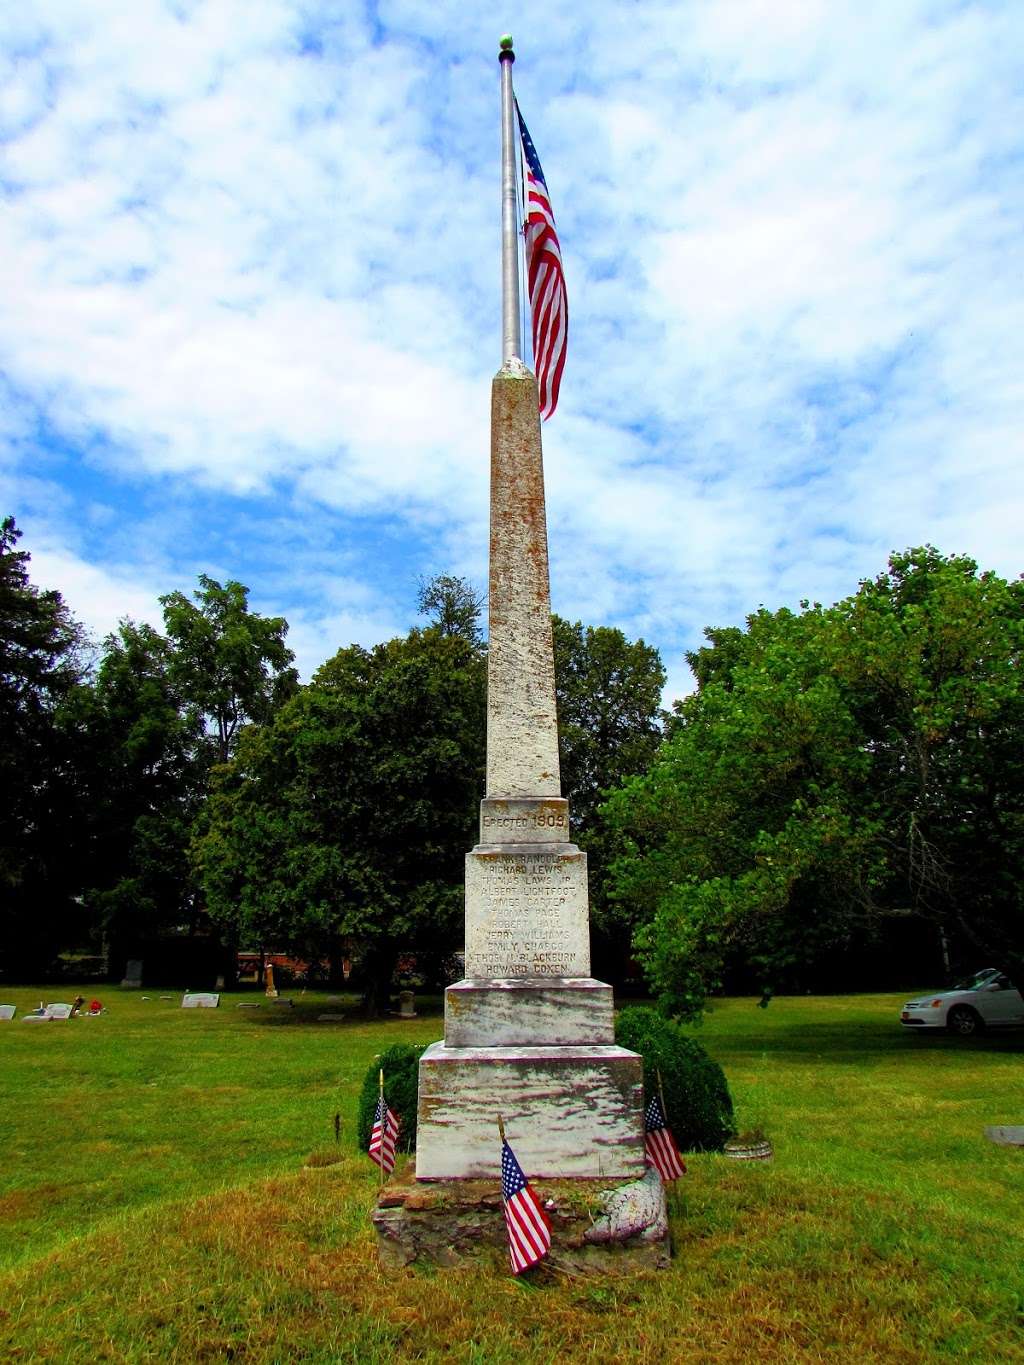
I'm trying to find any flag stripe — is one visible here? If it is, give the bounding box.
[501,1137,552,1274]
[644,1093,687,1182]
[517,102,567,420]
[369,1096,400,1175]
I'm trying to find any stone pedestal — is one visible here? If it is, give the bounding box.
[445,976,613,1048]
[417,1040,644,1180]
[416,802,645,1182]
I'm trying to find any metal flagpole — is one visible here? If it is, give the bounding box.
[498,35,523,365]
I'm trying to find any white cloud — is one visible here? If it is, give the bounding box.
[1,0,1022,702]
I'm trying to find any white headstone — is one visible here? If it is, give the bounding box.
[181,992,220,1009]
[45,1003,73,1020]
[0,1004,16,1020]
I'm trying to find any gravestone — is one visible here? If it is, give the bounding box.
[181,992,220,1009]
[414,367,647,1183]
[44,1003,73,1020]
[398,990,416,1018]
[984,1125,1024,1147]
[121,960,143,988]
[0,1004,16,1021]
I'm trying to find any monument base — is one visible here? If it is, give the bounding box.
[444,975,613,1047]
[373,1165,670,1275]
[416,1039,645,1180]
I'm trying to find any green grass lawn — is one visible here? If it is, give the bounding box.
[0,985,1021,1362]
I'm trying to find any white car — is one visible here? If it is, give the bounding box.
[901,968,1024,1036]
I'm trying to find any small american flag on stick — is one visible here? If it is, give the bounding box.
[516,102,567,421]
[644,1093,687,1182]
[369,1071,399,1177]
[500,1121,551,1274]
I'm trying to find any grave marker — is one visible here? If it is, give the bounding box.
[121,960,143,988]
[181,993,220,1009]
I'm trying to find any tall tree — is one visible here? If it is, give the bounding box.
[81,621,206,966]
[604,548,1024,1018]
[552,616,666,834]
[81,579,299,978]
[551,616,666,980]
[417,573,485,645]
[0,517,91,973]
[160,575,298,765]
[196,624,486,1014]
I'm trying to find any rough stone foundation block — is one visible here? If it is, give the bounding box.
[373,1165,670,1274]
[444,976,613,1048]
[416,1041,645,1180]
[464,843,590,978]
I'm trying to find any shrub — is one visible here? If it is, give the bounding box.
[356,1043,425,1154]
[615,1005,736,1151]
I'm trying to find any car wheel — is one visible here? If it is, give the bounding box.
[947,1005,983,1037]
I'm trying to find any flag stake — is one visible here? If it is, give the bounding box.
[378,1069,385,1187]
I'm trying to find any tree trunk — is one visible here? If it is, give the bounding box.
[360,944,398,1019]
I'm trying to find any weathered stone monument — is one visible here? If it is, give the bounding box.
[372,38,667,1272]
[414,363,648,1183]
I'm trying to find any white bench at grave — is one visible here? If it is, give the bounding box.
[0,1004,16,1021]
[181,992,220,1008]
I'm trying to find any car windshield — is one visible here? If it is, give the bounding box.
[951,968,999,991]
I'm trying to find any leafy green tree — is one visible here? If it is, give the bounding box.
[81,621,206,967]
[552,616,666,833]
[196,625,486,1014]
[0,517,92,974]
[604,548,1024,1018]
[417,573,485,645]
[160,575,298,765]
[552,616,666,979]
[79,580,299,978]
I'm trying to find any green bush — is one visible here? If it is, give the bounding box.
[356,1043,425,1154]
[615,1006,736,1152]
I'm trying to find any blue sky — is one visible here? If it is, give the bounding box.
[2,0,1022,703]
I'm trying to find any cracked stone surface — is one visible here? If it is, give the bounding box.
[372,1166,670,1275]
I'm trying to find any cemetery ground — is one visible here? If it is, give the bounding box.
[0,991,1021,1364]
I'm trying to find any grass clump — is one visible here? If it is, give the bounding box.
[616,1004,736,1151]
[356,1042,424,1153]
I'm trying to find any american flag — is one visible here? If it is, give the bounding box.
[644,1094,687,1182]
[516,103,567,421]
[501,1137,552,1274]
[368,1093,399,1175]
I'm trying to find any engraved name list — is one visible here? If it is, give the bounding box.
[463,849,590,978]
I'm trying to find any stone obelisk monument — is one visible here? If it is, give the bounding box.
[414,38,646,1183]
